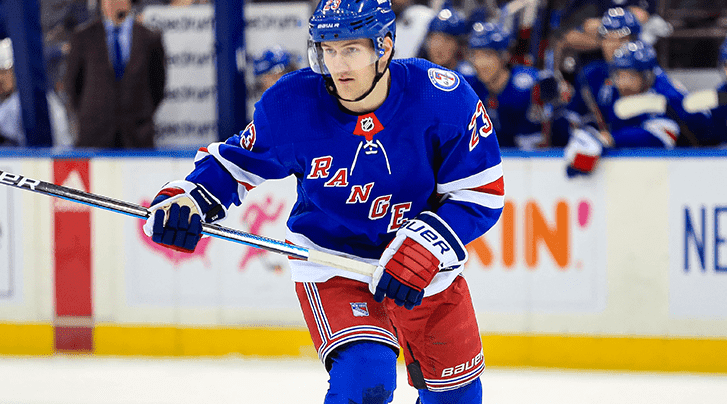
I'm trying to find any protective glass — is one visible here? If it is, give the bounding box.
[308,39,380,76]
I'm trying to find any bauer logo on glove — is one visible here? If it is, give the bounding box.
[369,212,467,309]
[142,180,226,253]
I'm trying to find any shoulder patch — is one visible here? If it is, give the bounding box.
[428,68,460,92]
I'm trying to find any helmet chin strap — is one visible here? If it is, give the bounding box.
[324,51,394,103]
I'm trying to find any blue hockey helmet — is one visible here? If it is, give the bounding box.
[466,7,490,31]
[468,22,511,51]
[719,35,727,66]
[253,46,293,76]
[308,0,396,101]
[428,7,468,37]
[308,0,396,75]
[599,7,641,38]
[610,40,657,72]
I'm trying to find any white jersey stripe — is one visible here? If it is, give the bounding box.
[446,189,505,209]
[207,143,266,188]
[437,163,503,194]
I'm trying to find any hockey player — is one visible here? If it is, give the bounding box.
[681,36,727,145]
[556,8,707,149]
[143,0,504,403]
[463,22,556,149]
[565,41,682,176]
[252,46,299,95]
[418,5,469,71]
[551,6,644,147]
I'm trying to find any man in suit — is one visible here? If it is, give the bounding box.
[65,0,166,148]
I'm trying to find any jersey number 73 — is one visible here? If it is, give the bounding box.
[468,100,493,151]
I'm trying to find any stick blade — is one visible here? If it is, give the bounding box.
[614,93,667,120]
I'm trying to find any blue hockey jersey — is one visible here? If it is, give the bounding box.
[559,60,709,147]
[186,59,504,295]
[463,66,544,149]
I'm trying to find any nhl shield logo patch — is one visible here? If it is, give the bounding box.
[428,68,460,92]
[361,117,375,132]
[350,302,369,317]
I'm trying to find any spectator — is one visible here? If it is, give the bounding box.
[390,0,436,59]
[418,5,468,71]
[0,38,71,147]
[464,22,556,149]
[65,0,166,148]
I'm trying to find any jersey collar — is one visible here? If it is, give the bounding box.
[322,61,406,135]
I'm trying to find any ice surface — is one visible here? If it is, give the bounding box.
[1,356,726,403]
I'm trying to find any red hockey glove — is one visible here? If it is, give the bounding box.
[564,127,603,178]
[143,180,226,253]
[370,212,468,309]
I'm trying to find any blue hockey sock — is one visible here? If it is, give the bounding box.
[324,341,397,404]
[417,377,482,404]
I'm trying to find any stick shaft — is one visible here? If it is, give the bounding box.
[0,169,375,276]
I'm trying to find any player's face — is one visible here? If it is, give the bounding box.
[601,33,630,62]
[468,48,505,82]
[426,32,459,69]
[613,69,645,96]
[321,39,380,101]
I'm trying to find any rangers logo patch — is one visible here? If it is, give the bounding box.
[428,68,460,92]
[350,302,369,317]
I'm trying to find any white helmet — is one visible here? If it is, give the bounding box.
[0,38,13,70]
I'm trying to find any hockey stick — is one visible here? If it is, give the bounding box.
[0,169,376,277]
[683,90,727,113]
[580,83,615,147]
[613,92,700,146]
[613,93,667,119]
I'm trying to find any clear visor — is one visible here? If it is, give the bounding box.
[308,39,380,76]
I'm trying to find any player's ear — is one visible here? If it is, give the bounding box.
[382,35,394,62]
[377,36,394,75]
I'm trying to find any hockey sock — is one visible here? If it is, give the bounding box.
[417,377,482,404]
[324,341,397,404]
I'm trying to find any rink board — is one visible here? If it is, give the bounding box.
[1,149,727,373]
